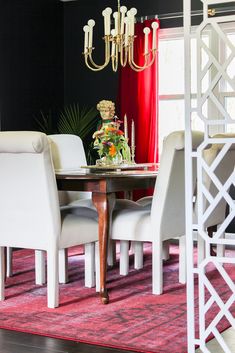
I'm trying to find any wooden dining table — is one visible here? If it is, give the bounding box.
[56,163,158,304]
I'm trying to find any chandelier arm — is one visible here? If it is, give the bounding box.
[88,53,110,69]
[119,43,128,67]
[127,45,147,70]
[129,46,157,70]
[85,54,110,71]
[111,58,118,72]
[128,60,146,72]
[144,49,157,67]
[128,44,148,70]
[85,37,111,70]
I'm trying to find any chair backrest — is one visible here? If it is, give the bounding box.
[48,134,87,170]
[151,130,204,240]
[48,134,91,205]
[0,131,61,250]
[201,133,235,228]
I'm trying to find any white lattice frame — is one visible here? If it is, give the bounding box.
[184,1,235,352]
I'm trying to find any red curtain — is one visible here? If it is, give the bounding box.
[117,19,159,165]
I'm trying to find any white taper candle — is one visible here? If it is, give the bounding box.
[131,120,135,148]
[124,114,128,139]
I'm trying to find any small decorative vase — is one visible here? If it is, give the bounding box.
[96,152,123,166]
[109,152,123,165]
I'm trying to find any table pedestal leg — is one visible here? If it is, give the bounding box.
[92,192,115,304]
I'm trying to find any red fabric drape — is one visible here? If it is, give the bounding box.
[117,19,159,165]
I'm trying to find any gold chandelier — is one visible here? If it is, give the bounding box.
[83,0,159,72]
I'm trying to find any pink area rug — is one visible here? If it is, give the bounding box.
[0,245,234,353]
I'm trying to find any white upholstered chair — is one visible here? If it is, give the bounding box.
[6,133,94,284]
[111,131,235,294]
[110,130,204,294]
[49,134,91,206]
[47,134,96,286]
[0,131,98,308]
[47,134,142,281]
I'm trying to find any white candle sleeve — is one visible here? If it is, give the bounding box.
[102,10,107,35]
[124,18,129,46]
[120,6,127,34]
[130,16,134,36]
[88,20,95,48]
[130,8,137,36]
[143,27,150,55]
[106,7,112,36]
[83,25,89,53]
[151,22,159,50]
[113,12,118,35]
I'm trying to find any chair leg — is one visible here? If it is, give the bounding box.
[95,242,100,292]
[152,238,163,295]
[35,250,46,285]
[216,230,225,259]
[0,247,5,300]
[208,225,217,256]
[59,249,68,284]
[6,247,13,277]
[179,236,186,284]
[197,233,205,266]
[119,240,129,276]
[47,248,59,309]
[133,241,143,270]
[107,239,116,267]
[162,240,170,260]
[85,243,95,288]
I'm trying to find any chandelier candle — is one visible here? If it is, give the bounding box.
[83,0,159,72]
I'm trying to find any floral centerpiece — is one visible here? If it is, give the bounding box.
[93,120,131,165]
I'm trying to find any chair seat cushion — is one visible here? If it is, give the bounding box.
[111,209,152,242]
[60,208,98,248]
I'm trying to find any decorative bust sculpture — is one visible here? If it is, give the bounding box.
[93,99,131,165]
[97,100,116,124]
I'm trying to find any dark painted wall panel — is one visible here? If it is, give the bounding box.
[0,0,64,131]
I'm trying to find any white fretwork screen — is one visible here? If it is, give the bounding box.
[184,0,235,352]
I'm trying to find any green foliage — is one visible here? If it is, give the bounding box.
[57,104,98,140]
[93,122,131,163]
[35,103,99,164]
[34,110,54,134]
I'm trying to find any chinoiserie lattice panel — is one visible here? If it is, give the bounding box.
[184,0,235,352]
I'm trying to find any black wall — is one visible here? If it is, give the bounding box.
[0,0,203,130]
[0,0,64,131]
